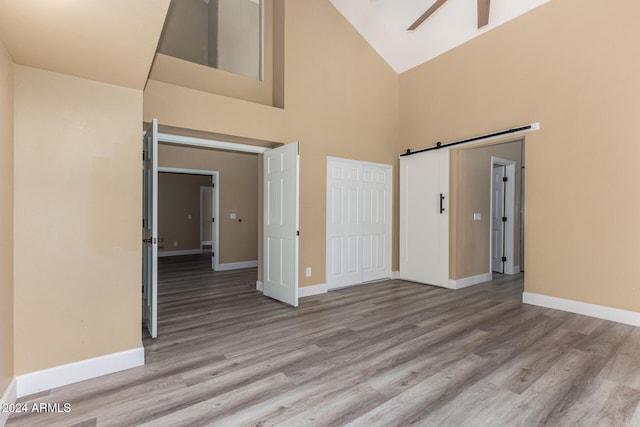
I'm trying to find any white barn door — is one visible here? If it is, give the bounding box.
[263,142,299,306]
[400,149,450,288]
[326,158,391,289]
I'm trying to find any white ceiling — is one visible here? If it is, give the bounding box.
[329,0,550,74]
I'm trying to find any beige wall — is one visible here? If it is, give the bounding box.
[400,0,640,311]
[157,0,209,66]
[14,67,143,374]
[145,0,400,287]
[450,140,522,279]
[159,145,259,264]
[217,0,261,80]
[158,173,212,253]
[0,39,14,396]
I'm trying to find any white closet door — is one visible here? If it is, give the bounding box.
[327,158,392,290]
[400,149,450,288]
[362,165,391,282]
[326,160,362,289]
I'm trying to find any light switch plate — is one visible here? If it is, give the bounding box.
[230,213,237,219]
[473,213,481,221]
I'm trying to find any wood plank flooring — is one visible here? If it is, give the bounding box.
[8,254,640,426]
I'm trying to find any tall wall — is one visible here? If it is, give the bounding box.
[13,67,143,374]
[145,0,400,287]
[159,144,259,264]
[0,39,14,401]
[158,173,212,253]
[400,0,640,311]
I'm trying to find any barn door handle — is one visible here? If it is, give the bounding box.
[439,194,445,214]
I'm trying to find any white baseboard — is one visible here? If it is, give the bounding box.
[449,272,493,290]
[299,283,328,298]
[216,260,258,271]
[523,292,640,327]
[16,346,144,398]
[390,271,400,279]
[256,281,327,298]
[201,241,212,246]
[505,265,521,275]
[1,378,17,426]
[158,249,203,257]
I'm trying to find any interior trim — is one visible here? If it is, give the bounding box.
[523,292,640,327]
[16,347,144,398]
[449,272,493,290]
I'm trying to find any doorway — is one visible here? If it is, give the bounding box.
[157,168,219,270]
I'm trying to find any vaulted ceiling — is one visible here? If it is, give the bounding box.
[329,0,550,73]
[0,0,170,89]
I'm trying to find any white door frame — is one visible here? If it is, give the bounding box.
[326,156,392,290]
[489,156,517,275]
[159,167,220,271]
[200,186,214,247]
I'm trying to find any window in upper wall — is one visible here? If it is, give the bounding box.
[157,0,263,81]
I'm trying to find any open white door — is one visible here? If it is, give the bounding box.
[142,118,158,338]
[491,165,506,273]
[263,141,299,306]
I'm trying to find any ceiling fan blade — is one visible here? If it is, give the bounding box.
[407,0,450,31]
[477,0,491,28]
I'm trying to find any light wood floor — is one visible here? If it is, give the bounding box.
[8,254,640,426]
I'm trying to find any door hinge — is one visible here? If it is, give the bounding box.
[502,216,507,222]
[212,252,215,256]
[502,256,507,262]
[212,183,215,188]
[503,176,508,182]
[297,230,300,236]
[212,217,215,223]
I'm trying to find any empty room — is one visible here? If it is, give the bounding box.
[1,0,640,425]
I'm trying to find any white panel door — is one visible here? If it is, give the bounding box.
[142,118,158,338]
[326,158,392,289]
[400,149,450,287]
[263,142,299,306]
[362,165,391,282]
[326,160,362,289]
[491,165,506,273]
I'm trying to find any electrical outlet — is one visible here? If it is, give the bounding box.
[306,267,312,277]
[173,241,178,247]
